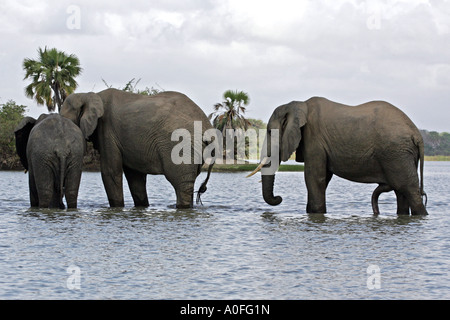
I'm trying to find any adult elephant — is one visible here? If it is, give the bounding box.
[61,88,214,208]
[15,114,85,209]
[247,97,428,215]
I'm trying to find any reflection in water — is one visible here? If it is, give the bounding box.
[261,210,427,228]
[306,213,327,224]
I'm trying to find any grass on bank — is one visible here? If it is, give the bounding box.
[205,156,450,173]
[424,155,450,161]
[3,156,447,172]
[203,163,304,172]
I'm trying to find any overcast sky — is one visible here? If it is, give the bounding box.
[1,0,449,131]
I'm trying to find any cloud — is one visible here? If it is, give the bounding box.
[1,0,450,132]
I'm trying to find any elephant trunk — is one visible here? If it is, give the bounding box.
[371,184,392,215]
[262,173,282,206]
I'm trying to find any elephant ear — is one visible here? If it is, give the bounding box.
[80,93,104,140]
[62,92,104,140]
[14,116,36,170]
[278,102,307,162]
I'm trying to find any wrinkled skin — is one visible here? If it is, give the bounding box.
[258,97,428,215]
[15,114,85,209]
[61,88,214,209]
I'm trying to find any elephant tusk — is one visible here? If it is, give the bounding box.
[246,157,269,178]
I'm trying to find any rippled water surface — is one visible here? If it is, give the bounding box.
[0,162,449,299]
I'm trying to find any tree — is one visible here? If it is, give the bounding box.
[0,100,27,169]
[23,47,82,112]
[421,129,450,156]
[209,90,251,132]
[102,78,164,96]
[247,118,266,130]
[209,90,252,160]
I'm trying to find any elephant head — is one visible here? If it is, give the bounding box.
[15,114,53,170]
[60,92,104,140]
[248,101,308,206]
[15,116,37,171]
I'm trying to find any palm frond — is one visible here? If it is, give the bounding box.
[211,89,251,132]
[22,47,81,112]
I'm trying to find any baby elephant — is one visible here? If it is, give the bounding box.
[15,114,85,209]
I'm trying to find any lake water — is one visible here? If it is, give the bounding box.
[0,162,449,300]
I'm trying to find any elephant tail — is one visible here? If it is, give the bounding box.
[56,152,67,209]
[416,135,427,207]
[196,162,214,205]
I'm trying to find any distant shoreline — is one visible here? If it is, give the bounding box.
[424,156,450,161]
[203,163,304,172]
[1,158,448,173]
[203,157,450,172]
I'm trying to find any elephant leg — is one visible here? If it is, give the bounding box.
[173,181,195,209]
[394,190,410,215]
[28,168,39,207]
[101,170,124,207]
[398,188,428,215]
[383,159,427,215]
[410,199,428,215]
[163,161,198,208]
[100,149,125,207]
[371,184,392,215]
[123,166,149,207]
[50,191,64,209]
[165,170,196,209]
[325,170,333,188]
[101,165,125,208]
[34,166,58,208]
[65,167,82,209]
[28,170,39,207]
[304,162,330,213]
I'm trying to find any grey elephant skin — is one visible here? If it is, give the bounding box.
[61,88,214,209]
[15,114,85,209]
[254,97,428,215]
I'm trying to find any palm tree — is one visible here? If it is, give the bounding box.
[209,90,251,160]
[23,47,82,112]
[209,90,251,132]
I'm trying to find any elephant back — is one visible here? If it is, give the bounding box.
[155,91,213,130]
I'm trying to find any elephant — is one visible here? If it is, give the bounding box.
[247,97,428,215]
[15,114,85,209]
[60,88,214,209]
